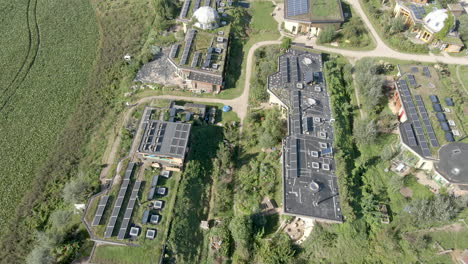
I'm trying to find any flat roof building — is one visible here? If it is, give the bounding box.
[137,107,191,170]
[434,143,468,187]
[268,49,342,223]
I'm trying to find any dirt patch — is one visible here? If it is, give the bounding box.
[134,48,183,87]
[400,187,413,198]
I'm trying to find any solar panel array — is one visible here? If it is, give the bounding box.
[92,195,109,226]
[280,56,290,83]
[423,67,431,77]
[407,74,417,87]
[398,80,431,157]
[117,180,142,240]
[193,0,201,13]
[415,95,439,147]
[180,29,196,65]
[170,44,180,58]
[410,5,425,19]
[291,91,302,135]
[191,51,201,68]
[203,47,212,68]
[289,138,299,178]
[204,0,210,6]
[290,56,299,83]
[180,0,190,18]
[411,67,418,73]
[104,163,134,238]
[287,0,309,17]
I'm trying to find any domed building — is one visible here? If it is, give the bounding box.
[192,6,219,30]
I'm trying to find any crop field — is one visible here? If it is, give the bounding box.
[0,0,99,234]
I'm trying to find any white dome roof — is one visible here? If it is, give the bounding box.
[193,6,219,25]
[424,9,448,33]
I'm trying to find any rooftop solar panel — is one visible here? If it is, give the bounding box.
[204,0,210,6]
[193,0,201,12]
[287,0,309,17]
[191,52,200,68]
[180,0,190,18]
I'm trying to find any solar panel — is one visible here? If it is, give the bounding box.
[407,74,417,87]
[411,67,418,73]
[204,0,210,6]
[444,97,454,106]
[151,175,159,187]
[290,56,299,83]
[429,95,439,103]
[203,51,212,68]
[104,163,135,238]
[170,44,180,58]
[423,67,431,77]
[287,0,309,17]
[410,5,425,19]
[180,0,190,18]
[414,95,439,147]
[191,52,200,67]
[92,195,109,226]
[117,181,142,240]
[403,123,417,147]
[193,0,201,13]
[180,30,196,65]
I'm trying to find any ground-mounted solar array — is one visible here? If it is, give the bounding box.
[191,51,201,68]
[423,66,431,77]
[180,29,196,65]
[397,80,431,157]
[180,0,191,19]
[170,43,180,59]
[407,74,417,87]
[286,0,309,17]
[117,180,142,240]
[104,162,135,238]
[204,0,211,6]
[192,0,201,13]
[92,195,109,226]
[268,49,342,222]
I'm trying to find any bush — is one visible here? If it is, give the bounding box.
[318,26,336,44]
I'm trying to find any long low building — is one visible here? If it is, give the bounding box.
[268,49,342,223]
[137,107,191,170]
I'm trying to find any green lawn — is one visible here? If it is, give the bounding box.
[250,1,280,33]
[310,0,342,20]
[93,244,157,264]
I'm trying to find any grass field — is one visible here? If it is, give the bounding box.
[0,0,99,235]
[0,0,157,262]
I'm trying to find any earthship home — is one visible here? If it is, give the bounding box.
[394,1,464,52]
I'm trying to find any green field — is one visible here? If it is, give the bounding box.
[0,0,157,262]
[0,0,99,235]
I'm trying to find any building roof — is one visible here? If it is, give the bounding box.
[424,9,448,33]
[435,143,468,184]
[138,107,191,159]
[188,71,223,85]
[268,49,342,222]
[447,3,464,12]
[284,0,345,23]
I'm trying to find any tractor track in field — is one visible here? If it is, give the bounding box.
[0,0,41,113]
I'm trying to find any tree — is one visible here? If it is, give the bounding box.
[280,37,292,50]
[229,215,253,260]
[26,246,53,264]
[353,119,377,145]
[62,176,90,205]
[318,26,336,44]
[259,133,275,149]
[458,15,468,42]
[49,210,72,233]
[154,0,177,32]
[390,17,406,35]
[258,233,295,264]
[380,144,398,161]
